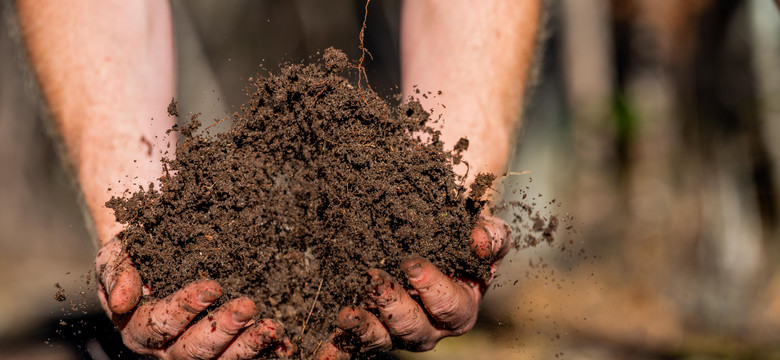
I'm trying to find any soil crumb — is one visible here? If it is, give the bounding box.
[167,97,179,117]
[54,283,66,302]
[107,48,497,358]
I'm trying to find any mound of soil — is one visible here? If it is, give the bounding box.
[107,48,495,358]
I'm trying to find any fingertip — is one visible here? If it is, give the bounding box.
[493,219,511,258]
[336,306,361,330]
[274,338,295,358]
[470,224,492,259]
[314,341,350,360]
[244,319,285,351]
[108,268,142,314]
[193,278,222,291]
[470,217,510,259]
[229,297,259,322]
[257,318,285,341]
[95,239,122,290]
[404,263,443,293]
[365,269,395,302]
[366,268,381,280]
[236,296,258,309]
[209,318,285,360]
[365,268,384,290]
[189,280,223,305]
[401,256,427,282]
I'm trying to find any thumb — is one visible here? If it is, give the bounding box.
[469,216,510,260]
[95,237,143,314]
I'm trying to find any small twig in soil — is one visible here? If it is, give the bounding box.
[310,80,330,107]
[301,278,324,337]
[309,339,324,360]
[126,197,160,229]
[202,116,229,134]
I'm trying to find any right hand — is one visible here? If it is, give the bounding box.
[95,237,293,359]
[315,216,511,359]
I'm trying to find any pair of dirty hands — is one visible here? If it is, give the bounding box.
[95,217,509,359]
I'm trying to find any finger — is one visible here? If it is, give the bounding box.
[314,335,351,360]
[218,319,284,360]
[366,269,441,351]
[337,306,391,352]
[121,280,222,350]
[165,297,257,359]
[273,339,295,358]
[96,238,143,314]
[402,256,479,333]
[470,216,510,260]
[97,280,131,328]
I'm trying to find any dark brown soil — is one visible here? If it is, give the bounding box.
[107,48,497,359]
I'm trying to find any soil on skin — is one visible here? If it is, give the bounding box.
[107,48,497,358]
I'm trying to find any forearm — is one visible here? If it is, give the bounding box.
[401,0,541,177]
[17,0,176,246]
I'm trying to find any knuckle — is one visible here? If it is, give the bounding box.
[244,333,267,352]
[182,343,216,360]
[387,315,422,339]
[145,315,179,345]
[363,335,392,353]
[428,299,461,322]
[121,332,155,355]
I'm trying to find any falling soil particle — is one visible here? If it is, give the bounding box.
[54,283,66,302]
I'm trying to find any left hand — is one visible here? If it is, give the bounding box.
[316,216,510,359]
[95,238,293,359]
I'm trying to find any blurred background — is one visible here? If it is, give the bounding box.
[2,0,780,359]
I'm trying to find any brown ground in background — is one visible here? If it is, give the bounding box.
[108,48,496,358]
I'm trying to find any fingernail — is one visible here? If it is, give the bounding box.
[368,272,387,296]
[369,272,383,287]
[232,310,252,324]
[482,224,496,242]
[403,261,423,281]
[198,290,219,306]
[108,280,117,294]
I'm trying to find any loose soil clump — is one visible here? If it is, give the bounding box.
[107,48,496,358]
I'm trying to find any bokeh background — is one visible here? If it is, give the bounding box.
[2,0,780,359]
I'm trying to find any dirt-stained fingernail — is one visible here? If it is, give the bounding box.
[232,310,253,324]
[369,272,383,287]
[367,272,389,296]
[198,290,219,306]
[108,279,117,294]
[403,261,424,281]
